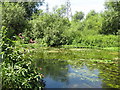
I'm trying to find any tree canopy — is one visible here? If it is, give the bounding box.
[72,11,84,22]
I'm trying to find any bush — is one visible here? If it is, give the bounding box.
[72,35,118,47]
[1,26,45,89]
[30,13,70,46]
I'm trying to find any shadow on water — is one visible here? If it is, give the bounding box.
[32,48,119,88]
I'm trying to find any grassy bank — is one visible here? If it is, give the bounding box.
[16,42,119,53]
[20,43,118,61]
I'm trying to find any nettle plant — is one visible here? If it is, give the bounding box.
[1,26,45,89]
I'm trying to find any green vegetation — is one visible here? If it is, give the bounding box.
[1,1,45,89]
[1,0,119,89]
[1,1,119,47]
[1,26,45,89]
[30,47,119,88]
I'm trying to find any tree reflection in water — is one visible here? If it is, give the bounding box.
[36,59,69,84]
[32,48,119,88]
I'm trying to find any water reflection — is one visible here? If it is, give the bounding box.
[36,59,103,88]
[33,48,119,88]
[36,59,69,84]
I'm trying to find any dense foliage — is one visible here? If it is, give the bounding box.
[2,1,119,47]
[1,26,45,89]
[1,0,119,89]
[72,11,84,22]
[2,3,27,36]
[1,1,45,89]
[101,1,120,35]
[29,13,70,46]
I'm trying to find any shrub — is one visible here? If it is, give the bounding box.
[73,35,118,47]
[1,26,45,89]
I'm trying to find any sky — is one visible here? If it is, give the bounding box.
[40,0,105,15]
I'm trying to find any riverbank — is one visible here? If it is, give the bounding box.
[20,44,118,63]
[17,43,119,51]
[16,43,118,64]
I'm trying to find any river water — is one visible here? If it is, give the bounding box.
[32,48,119,88]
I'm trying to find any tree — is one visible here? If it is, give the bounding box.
[101,0,120,34]
[53,5,67,17]
[104,0,120,12]
[18,1,45,19]
[101,11,119,34]
[30,13,70,46]
[2,1,45,39]
[2,2,27,39]
[83,10,102,34]
[86,10,97,19]
[72,11,84,22]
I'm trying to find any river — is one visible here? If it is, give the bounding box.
[31,47,119,88]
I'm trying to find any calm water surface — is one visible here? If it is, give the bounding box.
[32,48,119,88]
[44,64,102,88]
